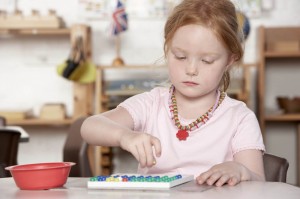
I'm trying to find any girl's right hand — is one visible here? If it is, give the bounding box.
[119,132,161,168]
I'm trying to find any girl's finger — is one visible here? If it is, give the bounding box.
[129,145,140,164]
[136,144,147,168]
[228,176,239,186]
[206,172,222,186]
[216,174,230,187]
[143,141,155,167]
[151,137,162,157]
[196,170,213,184]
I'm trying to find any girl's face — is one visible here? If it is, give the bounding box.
[166,24,234,99]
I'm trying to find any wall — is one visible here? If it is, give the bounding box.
[1,0,300,184]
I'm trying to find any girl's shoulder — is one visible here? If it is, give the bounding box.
[221,94,254,115]
[217,94,259,127]
[137,86,169,100]
[121,86,169,106]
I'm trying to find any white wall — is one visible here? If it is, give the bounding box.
[1,0,300,185]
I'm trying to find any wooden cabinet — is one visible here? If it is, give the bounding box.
[0,25,93,126]
[257,26,300,131]
[257,26,300,185]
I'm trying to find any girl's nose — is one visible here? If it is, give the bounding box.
[186,60,198,76]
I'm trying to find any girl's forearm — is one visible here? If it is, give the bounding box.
[240,163,265,182]
[80,115,132,146]
[249,170,265,181]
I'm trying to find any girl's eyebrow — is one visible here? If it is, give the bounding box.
[171,46,186,53]
[171,46,219,57]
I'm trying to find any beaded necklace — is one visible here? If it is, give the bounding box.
[168,86,225,141]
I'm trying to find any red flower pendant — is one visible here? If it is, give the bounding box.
[176,130,189,141]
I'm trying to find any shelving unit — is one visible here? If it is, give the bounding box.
[93,64,252,175]
[0,25,93,126]
[257,26,300,185]
[0,28,70,35]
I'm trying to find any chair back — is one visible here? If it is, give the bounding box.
[0,116,6,127]
[63,117,92,177]
[263,153,289,182]
[0,129,21,177]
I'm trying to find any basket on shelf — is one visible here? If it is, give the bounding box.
[277,97,300,113]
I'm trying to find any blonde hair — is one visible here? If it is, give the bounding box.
[164,0,244,91]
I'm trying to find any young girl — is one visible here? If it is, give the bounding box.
[81,0,265,187]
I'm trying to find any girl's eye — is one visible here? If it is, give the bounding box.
[175,55,186,60]
[202,59,213,64]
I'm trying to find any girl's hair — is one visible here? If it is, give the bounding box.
[164,0,244,91]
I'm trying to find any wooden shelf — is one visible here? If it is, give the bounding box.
[265,52,300,58]
[258,26,300,186]
[0,28,70,35]
[6,118,74,126]
[258,26,300,132]
[265,114,300,122]
[1,24,93,127]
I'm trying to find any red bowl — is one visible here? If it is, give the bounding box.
[5,162,75,190]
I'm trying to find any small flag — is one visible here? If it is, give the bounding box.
[111,0,128,35]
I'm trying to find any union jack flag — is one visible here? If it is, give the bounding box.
[111,0,128,35]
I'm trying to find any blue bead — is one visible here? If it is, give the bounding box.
[176,174,182,179]
[97,176,107,181]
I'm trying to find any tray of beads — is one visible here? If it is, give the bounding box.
[87,174,194,190]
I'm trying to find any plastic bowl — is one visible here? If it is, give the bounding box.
[5,162,75,190]
[277,97,300,113]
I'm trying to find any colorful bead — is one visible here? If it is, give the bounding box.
[91,175,188,183]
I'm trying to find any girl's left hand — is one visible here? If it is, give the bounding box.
[196,161,251,186]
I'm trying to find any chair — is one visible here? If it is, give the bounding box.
[0,116,6,127]
[263,153,289,182]
[63,117,92,177]
[0,129,21,177]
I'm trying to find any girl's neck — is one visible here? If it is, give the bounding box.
[174,89,219,120]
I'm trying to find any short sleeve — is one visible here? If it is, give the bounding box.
[232,109,265,155]
[117,88,159,132]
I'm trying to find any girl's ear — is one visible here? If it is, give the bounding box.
[225,54,237,70]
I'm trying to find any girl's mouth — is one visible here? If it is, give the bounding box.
[183,81,198,86]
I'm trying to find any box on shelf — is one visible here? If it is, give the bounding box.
[267,41,299,52]
[0,110,32,120]
[0,10,64,29]
[40,104,66,120]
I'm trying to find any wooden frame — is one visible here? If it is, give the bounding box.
[257,26,300,186]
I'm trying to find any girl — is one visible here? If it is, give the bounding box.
[81,0,265,187]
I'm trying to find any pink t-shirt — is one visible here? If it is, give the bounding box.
[119,87,265,177]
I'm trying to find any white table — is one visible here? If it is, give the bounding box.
[1,177,300,199]
[1,126,29,142]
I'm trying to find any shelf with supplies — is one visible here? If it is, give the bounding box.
[0,24,93,126]
[0,28,70,36]
[264,52,300,58]
[257,26,300,129]
[92,63,252,175]
[265,113,300,122]
[257,26,300,186]
[95,65,168,114]
[6,118,74,126]
[95,64,252,112]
